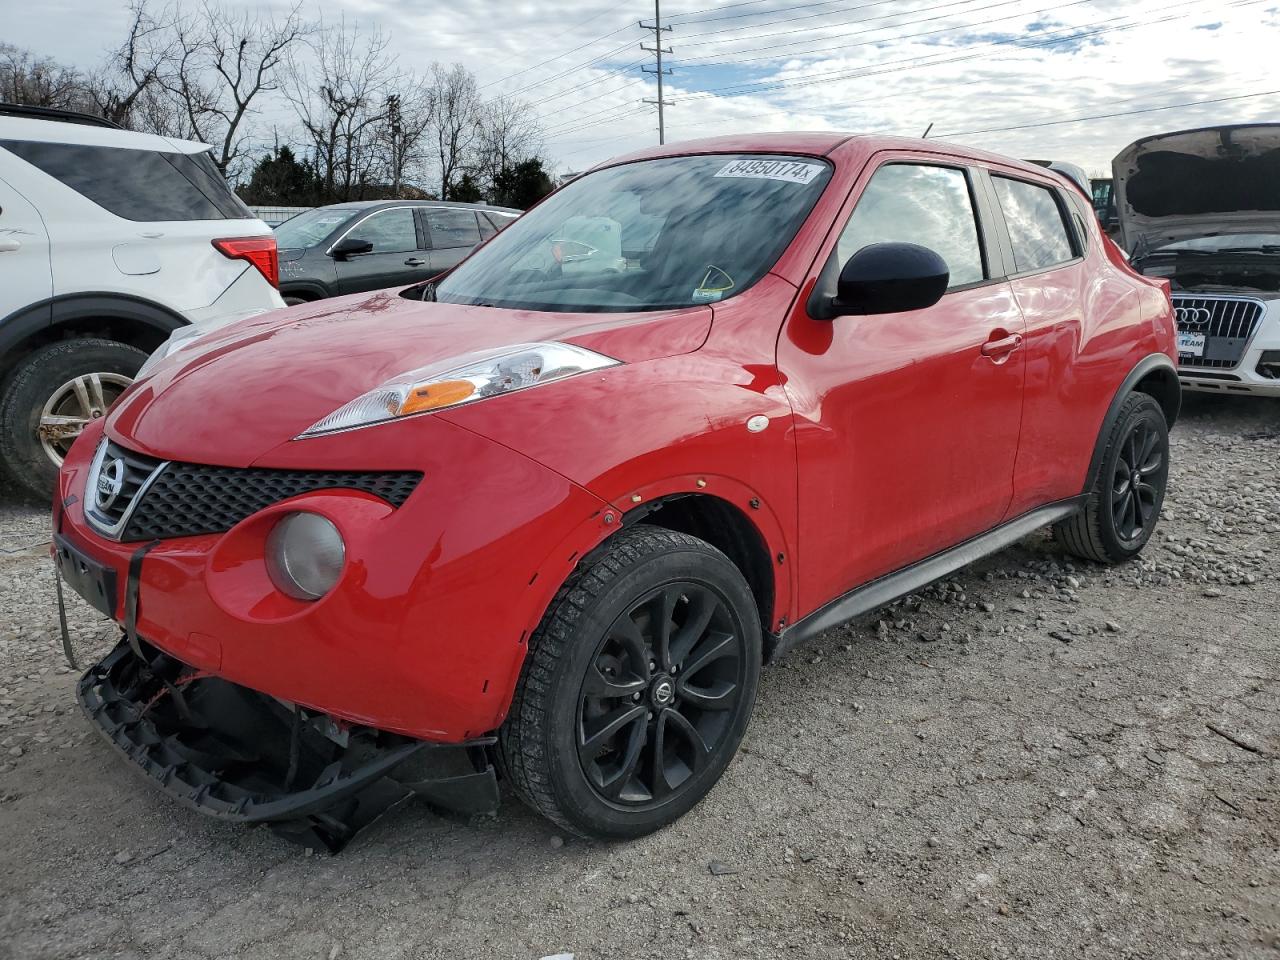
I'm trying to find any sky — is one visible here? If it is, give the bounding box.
[8,0,1280,178]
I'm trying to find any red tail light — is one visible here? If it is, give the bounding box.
[212,236,279,288]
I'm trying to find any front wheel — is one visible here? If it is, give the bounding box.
[0,339,145,500]
[499,526,761,839]
[1055,392,1170,563]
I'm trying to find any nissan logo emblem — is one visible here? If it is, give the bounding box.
[95,457,126,511]
[1174,306,1213,326]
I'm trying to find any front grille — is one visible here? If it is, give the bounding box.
[83,440,421,542]
[121,465,421,541]
[83,442,166,537]
[1173,296,1264,370]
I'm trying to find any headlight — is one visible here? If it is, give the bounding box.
[265,512,345,600]
[298,342,618,438]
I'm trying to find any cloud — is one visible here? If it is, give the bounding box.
[8,0,1279,178]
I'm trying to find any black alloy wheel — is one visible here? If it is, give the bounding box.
[499,526,761,839]
[577,582,745,806]
[1055,392,1170,564]
[1110,416,1164,542]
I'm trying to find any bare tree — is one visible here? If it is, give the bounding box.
[428,63,480,201]
[159,1,309,175]
[474,95,543,200]
[0,44,95,111]
[285,20,397,201]
[88,0,175,128]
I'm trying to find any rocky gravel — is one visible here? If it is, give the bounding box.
[1,394,1277,960]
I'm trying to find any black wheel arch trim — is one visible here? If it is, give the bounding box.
[278,282,332,302]
[1083,352,1179,497]
[767,497,1085,661]
[0,292,189,357]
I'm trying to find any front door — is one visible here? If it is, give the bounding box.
[778,159,1027,615]
[334,206,430,294]
[0,174,52,319]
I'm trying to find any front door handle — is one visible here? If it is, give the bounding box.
[981,332,1023,360]
[404,257,426,267]
[0,237,21,253]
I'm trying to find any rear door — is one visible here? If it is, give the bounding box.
[0,174,52,320]
[980,170,1101,514]
[334,206,431,294]
[423,208,484,274]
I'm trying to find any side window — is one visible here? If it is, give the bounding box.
[837,163,985,289]
[1,140,250,221]
[345,208,418,254]
[992,177,1076,272]
[426,209,482,249]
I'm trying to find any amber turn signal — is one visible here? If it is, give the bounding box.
[400,379,476,415]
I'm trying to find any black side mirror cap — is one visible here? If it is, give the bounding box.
[812,241,950,319]
[330,237,374,260]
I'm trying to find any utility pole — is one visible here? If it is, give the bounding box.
[640,0,672,144]
[387,93,403,197]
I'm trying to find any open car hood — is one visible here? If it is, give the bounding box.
[1105,126,1280,256]
[107,288,711,466]
[1112,124,1280,253]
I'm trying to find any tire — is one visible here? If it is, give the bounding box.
[0,338,146,500]
[499,526,762,839]
[1054,392,1170,564]
[283,295,309,306]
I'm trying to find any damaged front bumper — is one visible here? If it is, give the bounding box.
[78,639,500,852]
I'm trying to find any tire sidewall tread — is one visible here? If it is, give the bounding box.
[499,525,761,840]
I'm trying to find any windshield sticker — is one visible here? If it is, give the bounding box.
[692,265,735,303]
[713,159,824,185]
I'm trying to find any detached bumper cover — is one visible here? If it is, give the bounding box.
[78,639,499,851]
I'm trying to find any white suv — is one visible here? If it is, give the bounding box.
[1114,123,1280,397]
[0,104,283,498]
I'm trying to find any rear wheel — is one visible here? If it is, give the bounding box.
[1055,392,1169,563]
[499,526,761,839]
[0,339,145,500]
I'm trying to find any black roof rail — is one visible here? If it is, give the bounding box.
[0,102,123,130]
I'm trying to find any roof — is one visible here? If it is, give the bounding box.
[317,199,523,214]
[595,131,1060,179]
[0,113,211,154]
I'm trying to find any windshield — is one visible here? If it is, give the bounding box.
[433,154,832,313]
[274,208,355,249]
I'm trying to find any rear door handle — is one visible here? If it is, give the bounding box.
[981,332,1023,359]
[0,237,21,253]
[404,257,426,266]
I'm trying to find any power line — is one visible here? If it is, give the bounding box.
[678,0,1070,55]
[939,87,1280,137]
[666,0,1260,102]
[540,0,1261,153]
[481,18,634,91]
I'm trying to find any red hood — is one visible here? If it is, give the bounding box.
[108,289,712,466]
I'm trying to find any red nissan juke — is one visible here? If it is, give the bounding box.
[55,134,1178,850]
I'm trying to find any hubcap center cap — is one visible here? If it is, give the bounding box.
[1131,470,1141,486]
[650,675,674,708]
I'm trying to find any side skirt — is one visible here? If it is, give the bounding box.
[768,497,1085,662]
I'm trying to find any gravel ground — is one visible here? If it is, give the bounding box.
[1,395,1277,960]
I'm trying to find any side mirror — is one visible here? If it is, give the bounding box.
[822,242,949,318]
[330,237,374,260]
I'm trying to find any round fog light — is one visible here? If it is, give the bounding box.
[265,512,345,601]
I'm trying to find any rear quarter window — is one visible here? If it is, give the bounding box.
[0,140,252,222]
